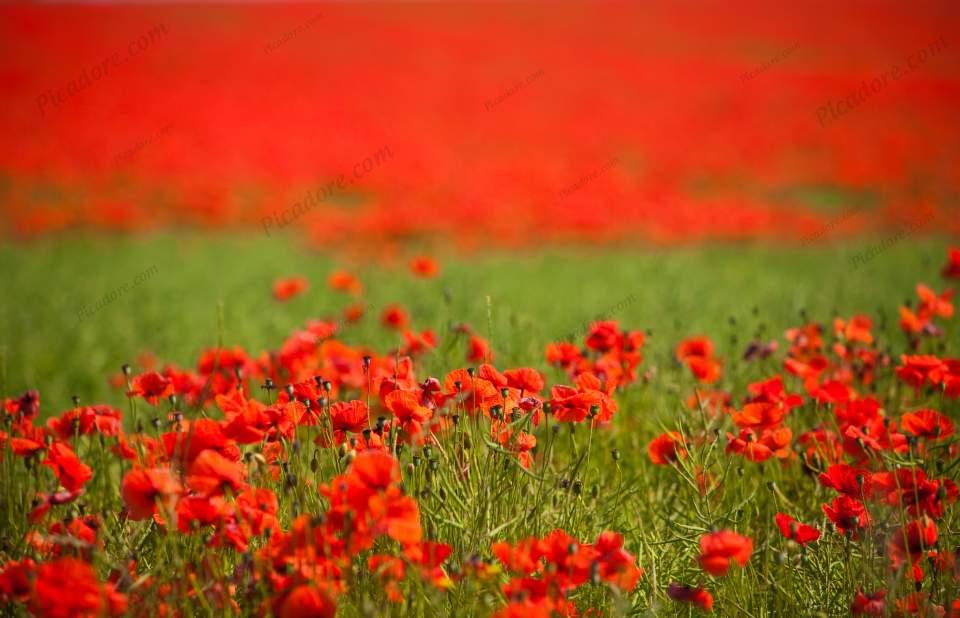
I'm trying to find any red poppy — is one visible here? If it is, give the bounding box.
[943,247,960,279]
[279,585,336,618]
[29,558,126,617]
[675,337,723,384]
[819,463,871,497]
[888,518,938,572]
[328,270,362,295]
[822,496,872,537]
[871,467,958,519]
[775,513,820,545]
[381,304,410,330]
[126,370,174,405]
[384,389,432,440]
[731,402,787,432]
[121,467,181,520]
[725,428,791,462]
[851,589,886,615]
[42,442,93,492]
[900,409,954,440]
[409,255,440,278]
[834,315,874,344]
[328,400,369,444]
[667,583,714,611]
[503,367,544,394]
[647,431,686,465]
[186,449,246,496]
[698,530,752,576]
[272,276,308,301]
[585,321,623,353]
[467,334,494,363]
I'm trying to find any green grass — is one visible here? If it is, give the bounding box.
[0,234,956,616]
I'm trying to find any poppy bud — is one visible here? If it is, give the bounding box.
[263,378,275,391]
[543,402,553,415]
[611,448,620,461]
[510,409,521,422]
[362,428,372,441]
[588,404,600,418]
[310,454,319,473]
[291,439,301,454]
[454,381,462,392]
[284,385,295,398]
[423,445,432,458]
[412,455,421,467]
[362,355,371,368]
[323,380,332,392]
[466,368,475,378]
[452,414,460,425]
[122,364,131,376]
[559,478,570,490]
[590,485,599,499]
[151,417,161,429]
[406,463,415,476]
[429,459,439,472]
[500,388,509,399]
[572,480,583,495]
[71,395,80,407]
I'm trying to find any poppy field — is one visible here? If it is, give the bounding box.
[3,1,960,616]
[1,238,959,616]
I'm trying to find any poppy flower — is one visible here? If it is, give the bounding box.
[943,247,960,278]
[467,334,493,363]
[42,442,93,492]
[409,255,440,278]
[186,449,246,496]
[381,304,410,330]
[725,428,791,462]
[591,531,643,591]
[4,389,40,420]
[29,558,126,618]
[235,487,279,536]
[851,589,886,615]
[384,389,432,440]
[900,409,954,441]
[774,513,820,545]
[272,276,308,301]
[327,270,362,295]
[871,467,958,519]
[834,315,874,344]
[698,530,753,576]
[503,367,544,394]
[822,496,872,537]
[888,518,938,571]
[667,583,714,611]
[585,321,623,353]
[121,467,181,520]
[126,371,174,405]
[647,432,686,465]
[279,585,336,618]
[819,463,871,497]
[328,400,369,445]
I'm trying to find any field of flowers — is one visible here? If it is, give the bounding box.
[0,237,958,616]
[3,1,960,616]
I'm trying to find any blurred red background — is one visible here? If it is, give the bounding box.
[1,1,958,248]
